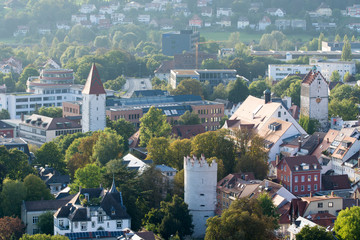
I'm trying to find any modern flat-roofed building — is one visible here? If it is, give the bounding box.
[310,58,356,82]
[162,30,199,56]
[170,69,237,88]
[268,64,315,82]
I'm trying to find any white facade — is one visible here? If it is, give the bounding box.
[268,64,314,82]
[82,94,106,133]
[310,59,356,82]
[54,211,131,235]
[0,89,82,119]
[300,69,329,130]
[184,155,217,238]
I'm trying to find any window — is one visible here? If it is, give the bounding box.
[75,222,78,228]
[314,175,318,181]
[301,185,304,191]
[284,166,287,171]
[294,186,298,192]
[98,216,103,223]
[81,222,87,231]
[308,185,311,191]
[314,184,318,191]
[318,203,323,208]
[92,221,95,228]
[59,220,64,227]
[278,111,281,117]
[295,176,298,183]
[301,176,305,182]
[308,175,311,182]
[116,220,122,229]
[328,202,333,207]
[33,216,39,224]
[287,176,289,182]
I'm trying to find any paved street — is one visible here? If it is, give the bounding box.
[122,77,152,98]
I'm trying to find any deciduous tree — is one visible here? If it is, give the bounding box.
[35,142,66,173]
[139,106,171,146]
[334,206,360,240]
[178,111,200,125]
[0,216,25,240]
[330,70,341,82]
[205,197,277,240]
[296,225,333,240]
[37,212,54,235]
[24,174,52,201]
[143,195,193,239]
[70,164,104,193]
[227,78,249,103]
[0,179,26,217]
[146,137,170,165]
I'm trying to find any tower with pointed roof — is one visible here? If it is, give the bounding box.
[82,63,106,133]
[300,66,329,130]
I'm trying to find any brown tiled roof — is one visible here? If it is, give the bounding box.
[308,212,336,228]
[171,124,205,139]
[82,63,106,95]
[280,155,321,172]
[288,105,300,120]
[154,60,175,74]
[322,174,351,190]
[312,129,339,159]
[302,70,327,85]
[135,231,156,240]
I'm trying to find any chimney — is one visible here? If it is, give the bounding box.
[264,89,271,104]
[275,155,280,166]
[86,207,90,218]
[331,191,334,197]
[298,137,302,151]
[21,113,24,122]
[309,192,312,198]
[245,175,249,181]
[327,138,329,143]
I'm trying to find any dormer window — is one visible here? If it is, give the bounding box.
[84,193,89,201]
[313,164,317,169]
[295,165,299,171]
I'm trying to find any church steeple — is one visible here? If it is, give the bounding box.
[82,63,106,95]
[109,175,118,193]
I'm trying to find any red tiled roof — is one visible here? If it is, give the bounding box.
[302,70,327,85]
[82,63,106,95]
[171,124,205,139]
[280,155,321,172]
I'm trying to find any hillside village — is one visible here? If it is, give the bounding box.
[1,1,360,240]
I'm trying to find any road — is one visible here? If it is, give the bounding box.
[122,77,152,98]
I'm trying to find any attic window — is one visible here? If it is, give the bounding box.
[295,165,299,171]
[112,210,115,215]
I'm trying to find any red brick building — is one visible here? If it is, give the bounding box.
[0,120,15,138]
[277,155,321,196]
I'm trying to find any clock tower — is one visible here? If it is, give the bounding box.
[300,66,329,130]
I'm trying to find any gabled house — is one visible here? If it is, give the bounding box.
[259,16,271,30]
[237,17,249,29]
[111,13,125,25]
[189,15,202,28]
[71,15,87,24]
[138,15,151,24]
[275,19,291,30]
[316,2,332,16]
[54,182,131,236]
[201,7,212,17]
[266,8,286,17]
[89,15,106,25]
[39,166,70,195]
[124,1,144,11]
[99,6,114,15]
[216,17,231,27]
[276,156,322,195]
[347,4,360,17]
[79,4,96,14]
[216,8,232,18]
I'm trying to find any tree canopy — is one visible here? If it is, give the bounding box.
[296,225,333,240]
[205,197,277,240]
[139,106,171,147]
[334,206,360,240]
[143,195,193,239]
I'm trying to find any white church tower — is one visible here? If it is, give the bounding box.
[184,155,217,238]
[300,66,329,130]
[82,63,106,133]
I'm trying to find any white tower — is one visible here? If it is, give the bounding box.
[82,63,106,133]
[300,66,329,130]
[184,155,217,238]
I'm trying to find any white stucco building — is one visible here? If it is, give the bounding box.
[184,155,217,238]
[54,182,131,236]
[268,64,315,82]
[310,58,356,82]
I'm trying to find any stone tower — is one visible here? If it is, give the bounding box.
[300,66,329,130]
[184,155,217,238]
[82,63,106,133]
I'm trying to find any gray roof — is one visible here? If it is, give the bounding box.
[24,199,71,212]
